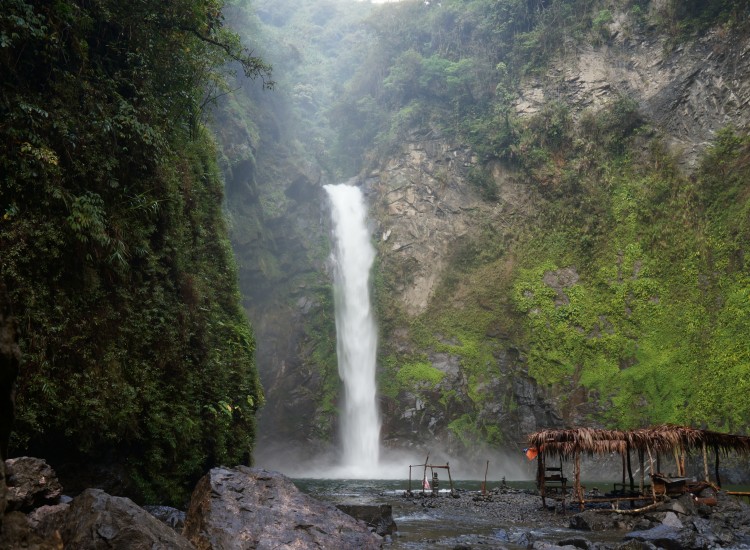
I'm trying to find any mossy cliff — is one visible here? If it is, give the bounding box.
[1,0,265,503]
[217,0,750,462]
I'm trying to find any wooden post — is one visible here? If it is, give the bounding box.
[408,465,412,493]
[539,450,546,509]
[447,461,455,496]
[422,455,429,496]
[681,447,686,477]
[714,445,722,488]
[638,449,645,495]
[627,442,635,492]
[482,460,489,495]
[574,451,582,511]
[621,451,626,487]
[702,442,709,482]
[646,446,657,501]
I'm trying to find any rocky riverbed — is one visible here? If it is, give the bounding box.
[2,458,750,549]
[381,485,750,549]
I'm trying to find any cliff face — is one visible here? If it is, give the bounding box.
[223,1,750,463]
[350,10,750,454]
[513,8,750,167]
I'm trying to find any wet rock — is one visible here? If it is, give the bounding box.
[336,504,397,536]
[183,466,382,549]
[662,494,694,516]
[0,511,63,549]
[660,511,683,528]
[613,541,657,550]
[27,503,70,538]
[623,524,696,550]
[143,504,187,532]
[557,536,592,549]
[5,457,63,512]
[570,510,631,531]
[59,488,195,549]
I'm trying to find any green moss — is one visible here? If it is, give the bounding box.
[396,361,445,389]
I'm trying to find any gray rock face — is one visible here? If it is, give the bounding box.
[0,511,64,549]
[569,510,634,532]
[143,504,187,532]
[624,523,696,550]
[5,457,63,512]
[183,466,382,549]
[336,504,397,536]
[515,17,750,169]
[59,488,195,549]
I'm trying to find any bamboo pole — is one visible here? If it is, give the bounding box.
[638,449,645,495]
[680,446,686,477]
[539,450,546,508]
[714,445,722,488]
[627,442,634,492]
[574,451,582,511]
[702,442,709,482]
[482,460,489,495]
[646,446,657,501]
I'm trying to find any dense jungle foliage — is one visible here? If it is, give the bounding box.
[224,0,750,450]
[1,0,268,503]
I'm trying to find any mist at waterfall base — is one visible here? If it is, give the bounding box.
[254,183,529,482]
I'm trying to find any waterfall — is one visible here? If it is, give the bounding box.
[324,183,380,476]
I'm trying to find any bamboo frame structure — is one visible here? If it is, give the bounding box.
[406,456,455,496]
[528,424,750,511]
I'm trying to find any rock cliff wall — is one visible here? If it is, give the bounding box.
[224,5,750,463]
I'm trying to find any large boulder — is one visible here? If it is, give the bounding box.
[0,511,63,549]
[58,488,195,549]
[5,456,63,512]
[183,466,382,549]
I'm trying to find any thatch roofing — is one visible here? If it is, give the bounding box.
[528,424,750,458]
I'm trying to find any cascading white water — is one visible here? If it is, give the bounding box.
[324,183,380,476]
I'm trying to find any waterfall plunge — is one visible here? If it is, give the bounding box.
[325,184,380,477]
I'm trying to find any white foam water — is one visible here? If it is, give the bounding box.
[324,183,380,477]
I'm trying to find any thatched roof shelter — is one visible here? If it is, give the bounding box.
[527,424,750,510]
[528,424,750,458]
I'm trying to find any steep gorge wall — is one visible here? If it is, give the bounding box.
[361,11,750,454]
[221,2,750,463]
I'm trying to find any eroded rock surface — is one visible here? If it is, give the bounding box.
[59,488,195,549]
[5,457,63,513]
[183,466,382,549]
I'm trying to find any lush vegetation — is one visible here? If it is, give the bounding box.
[1,0,267,503]
[326,0,750,443]
[211,0,750,456]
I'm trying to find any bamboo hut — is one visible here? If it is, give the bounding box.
[527,424,750,511]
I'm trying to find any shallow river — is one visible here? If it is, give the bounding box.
[292,479,626,548]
